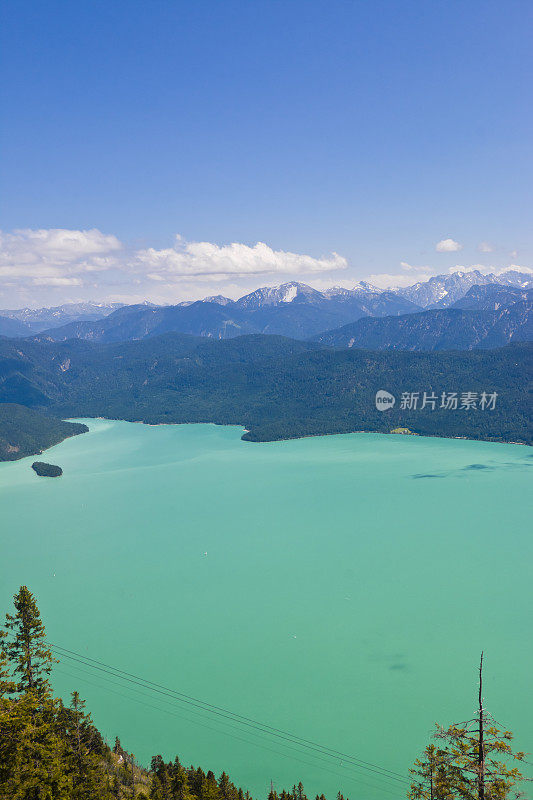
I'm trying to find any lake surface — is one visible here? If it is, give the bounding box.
[1,420,531,799]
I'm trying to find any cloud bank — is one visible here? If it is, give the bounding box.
[0,227,529,306]
[436,238,463,252]
[0,228,348,305]
[0,228,121,282]
[136,236,347,281]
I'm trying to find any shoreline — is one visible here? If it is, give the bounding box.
[3,414,529,465]
[76,416,530,449]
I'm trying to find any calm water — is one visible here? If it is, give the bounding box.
[1,420,531,799]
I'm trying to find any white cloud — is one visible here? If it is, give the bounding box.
[436,238,463,252]
[0,228,122,282]
[135,236,347,281]
[366,272,433,289]
[501,264,533,275]
[477,242,494,253]
[1,227,528,308]
[0,228,350,306]
[447,263,495,275]
[32,276,83,287]
[400,261,429,272]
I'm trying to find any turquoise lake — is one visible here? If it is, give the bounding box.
[1,420,531,798]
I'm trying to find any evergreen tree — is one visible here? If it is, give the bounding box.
[2,690,72,799]
[62,690,104,799]
[112,774,122,799]
[219,771,232,800]
[171,755,192,800]
[4,585,56,694]
[150,754,171,799]
[0,628,16,698]
[0,628,18,787]
[408,743,459,800]
[409,655,527,800]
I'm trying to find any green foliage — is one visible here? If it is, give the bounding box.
[31,461,63,477]
[0,586,351,800]
[1,588,529,800]
[0,336,531,462]
[408,704,527,800]
[433,720,526,800]
[4,585,56,695]
[0,403,87,461]
[408,744,459,800]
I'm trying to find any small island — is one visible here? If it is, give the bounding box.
[31,462,63,478]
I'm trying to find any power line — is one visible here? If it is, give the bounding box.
[54,664,402,797]
[50,644,409,787]
[47,641,411,789]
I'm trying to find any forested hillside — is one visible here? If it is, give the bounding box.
[0,334,531,460]
[313,301,532,350]
[0,586,337,799]
[36,291,420,343]
[1,588,527,799]
[0,404,88,461]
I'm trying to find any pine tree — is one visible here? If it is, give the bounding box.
[171,755,192,800]
[408,743,459,800]
[4,585,56,694]
[0,628,16,699]
[0,588,72,798]
[0,629,18,787]
[61,690,105,799]
[150,754,171,799]
[409,654,528,800]
[2,689,72,798]
[112,774,122,799]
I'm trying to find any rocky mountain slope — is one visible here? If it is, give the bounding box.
[313,294,532,350]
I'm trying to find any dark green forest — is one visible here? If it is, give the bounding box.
[0,404,88,461]
[0,334,531,460]
[0,588,528,799]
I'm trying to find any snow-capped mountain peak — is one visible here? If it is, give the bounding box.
[203,295,234,306]
[395,269,499,308]
[234,282,323,309]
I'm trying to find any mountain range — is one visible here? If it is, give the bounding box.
[0,268,531,460]
[314,290,533,350]
[34,289,422,343]
[0,301,124,334]
[15,270,529,349]
[394,268,532,307]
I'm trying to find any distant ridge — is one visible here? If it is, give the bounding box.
[313,292,533,350]
[394,268,532,308]
[0,301,124,333]
[3,269,532,346]
[33,287,420,343]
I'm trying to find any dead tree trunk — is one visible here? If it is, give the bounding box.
[478,652,485,800]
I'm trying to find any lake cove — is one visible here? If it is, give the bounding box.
[0,419,531,799]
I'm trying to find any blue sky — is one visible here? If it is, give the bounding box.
[1,0,531,306]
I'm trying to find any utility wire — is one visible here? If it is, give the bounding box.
[48,640,411,788]
[54,664,402,797]
[51,645,408,787]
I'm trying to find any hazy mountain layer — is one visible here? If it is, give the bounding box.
[0,301,124,333]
